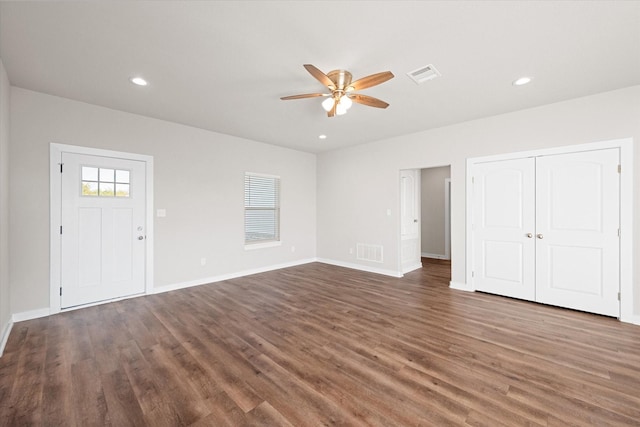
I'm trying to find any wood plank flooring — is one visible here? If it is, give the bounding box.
[1,259,639,426]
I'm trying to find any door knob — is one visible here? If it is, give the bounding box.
[138,236,144,240]
[413,219,418,223]
[526,233,533,238]
[537,233,544,239]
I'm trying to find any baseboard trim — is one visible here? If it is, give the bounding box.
[12,308,51,323]
[402,263,423,274]
[421,252,450,260]
[0,319,13,357]
[153,258,317,294]
[449,281,473,292]
[620,314,640,326]
[316,258,403,278]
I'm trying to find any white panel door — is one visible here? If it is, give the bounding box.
[400,169,422,273]
[473,158,536,301]
[535,149,620,317]
[61,153,146,308]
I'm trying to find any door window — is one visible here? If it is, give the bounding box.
[81,166,130,197]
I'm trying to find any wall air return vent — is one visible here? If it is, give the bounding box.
[356,243,384,263]
[407,64,441,85]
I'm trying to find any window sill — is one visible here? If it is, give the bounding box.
[244,241,282,251]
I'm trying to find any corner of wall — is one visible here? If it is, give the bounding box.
[0,56,11,353]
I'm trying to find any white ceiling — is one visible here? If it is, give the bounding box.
[1,1,639,153]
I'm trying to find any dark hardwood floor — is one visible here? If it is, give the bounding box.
[1,259,639,426]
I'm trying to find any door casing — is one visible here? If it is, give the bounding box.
[444,178,451,260]
[465,138,634,323]
[50,143,154,314]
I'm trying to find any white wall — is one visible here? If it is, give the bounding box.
[10,88,316,315]
[7,84,640,320]
[317,85,640,316]
[420,166,450,258]
[0,59,10,347]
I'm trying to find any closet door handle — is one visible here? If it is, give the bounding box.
[537,233,544,239]
[526,233,533,238]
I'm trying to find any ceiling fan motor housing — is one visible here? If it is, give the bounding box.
[327,70,353,91]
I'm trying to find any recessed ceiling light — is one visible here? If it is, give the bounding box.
[318,134,327,140]
[513,76,532,86]
[130,76,148,86]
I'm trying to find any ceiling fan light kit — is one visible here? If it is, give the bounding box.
[281,64,394,117]
[322,95,352,115]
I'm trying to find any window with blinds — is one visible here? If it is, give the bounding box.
[244,173,280,245]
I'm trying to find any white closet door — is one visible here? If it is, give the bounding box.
[535,149,620,317]
[473,158,536,301]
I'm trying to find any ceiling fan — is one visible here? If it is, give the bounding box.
[281,64,394,117]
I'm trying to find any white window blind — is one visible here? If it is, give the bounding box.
[244,173,280,244]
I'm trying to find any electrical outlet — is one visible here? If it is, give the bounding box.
[200,258,206,266]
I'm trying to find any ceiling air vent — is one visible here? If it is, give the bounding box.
[407,64,441,85]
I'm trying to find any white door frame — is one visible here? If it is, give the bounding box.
[465,138,635,324]
[444,178,451,260]
[49,143,154,314]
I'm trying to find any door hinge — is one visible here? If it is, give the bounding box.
[472,271,475,278]
[618,228,621,237]
[618,164,621,174]
[60,225,63,235]
[59,287,62,296]
[60,163,64,173]
[471,176,475,184]
[618,292,621,301]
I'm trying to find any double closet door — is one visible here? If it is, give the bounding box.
[472,148,620,317]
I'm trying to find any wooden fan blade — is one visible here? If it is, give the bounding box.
[348,71,394,91]
[304,64,336,90]
[280,93,328,100]
[348,94,390,109]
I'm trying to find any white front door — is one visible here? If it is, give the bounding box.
[400,169,422,273]
[61,152,146,308]
[473,158,536,301]
[535,149,620,316]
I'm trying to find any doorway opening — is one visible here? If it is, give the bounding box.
[400,165,451,280]
[419,166,451,281]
